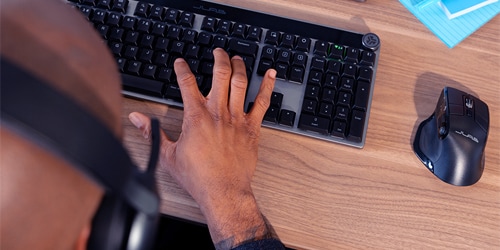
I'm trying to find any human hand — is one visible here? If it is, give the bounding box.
[129,48,277,248]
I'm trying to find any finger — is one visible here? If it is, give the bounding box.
[206,48,232,108]
[173,58,204,110]
[228,56,249,117]
[128,112,173,148]
[248,69,276,122]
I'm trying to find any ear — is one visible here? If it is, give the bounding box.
[75,223,92,250]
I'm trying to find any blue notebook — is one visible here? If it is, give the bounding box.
[399,0,500,48]
[441,0,498,19]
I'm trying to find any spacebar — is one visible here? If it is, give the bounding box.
[121,74,165,97]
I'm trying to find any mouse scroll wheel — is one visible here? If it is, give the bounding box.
[465,98,474,109]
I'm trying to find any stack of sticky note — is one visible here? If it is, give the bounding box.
[439,0,498,19]
[399,0,500,48]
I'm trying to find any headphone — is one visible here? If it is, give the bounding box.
[0,56,161,250]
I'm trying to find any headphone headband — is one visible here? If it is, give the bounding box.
[1,56,161,249]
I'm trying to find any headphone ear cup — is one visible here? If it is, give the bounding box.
[88,193,135,250]
[127,209,159,250]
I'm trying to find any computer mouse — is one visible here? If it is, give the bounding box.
[413,87,489,186]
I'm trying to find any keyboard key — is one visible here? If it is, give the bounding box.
[304,85,320,100]
[270,92,283,108]
[158,67,174,82]
[137,19,152,33]
[321,88,336,103]
[142,64,157,78]
[302,99,317,114]
[345,47,359,63]
[342,63,357,78]
[261,46,276,61]
[202,17,217,32]
[330,44,344,59]
[280,33,295,49]
[276,49,292,64]
[152,22,167,36]
[307,70,322,86]
[275,63,288,80]
[228,39,258,57]
[360,51,376,66]
[112,0,128,13]
[313,41,329,56]
[337,92,352,108]
[348,110,366,142]
[165,9,179,23]
[217,20,232,35]
[332,121,347,138]
[97,0,111,9]
[296,37,311,52]
[91,9,106,23]
[289,67,305,83]
[298,114,330,134]
[150,5,165,20]
[334,106,349,121]
[264,106,279,123]
[279,110,296,126]
[339,78,355,94]
[134,2,149,17]
[232,23,247,38]
[126,60,142,75]
[165,84,182,101]
[319,102,334,118]
[257,60,273,75]
[122,16,137,29]
[310,57,326,71]
[292,52,307,68]
[122,73,164,97]
[264,30,280,45]
[97,24,110,39]
[247,26,262,41]
[358,67,373,81]
[179,12,195,27]
[354,81,370,111]
[106,13,121,27]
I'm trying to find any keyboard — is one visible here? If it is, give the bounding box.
[66,0,381,148]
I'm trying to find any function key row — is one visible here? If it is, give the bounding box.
[68,0,128,12]
[134,2,195,27]
[313,41,375,66]
[201,17,262,42]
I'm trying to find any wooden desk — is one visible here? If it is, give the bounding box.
[121,1,500,249]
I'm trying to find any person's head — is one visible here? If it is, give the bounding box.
[1,0,122,248]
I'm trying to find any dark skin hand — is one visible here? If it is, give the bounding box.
[129,48,279,249]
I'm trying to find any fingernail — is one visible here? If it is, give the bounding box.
[129,113,143,129]
[268,69,277,79]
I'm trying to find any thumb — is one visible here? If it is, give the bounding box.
[128,112,172,146]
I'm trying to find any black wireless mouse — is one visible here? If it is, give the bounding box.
[413,87,489,186]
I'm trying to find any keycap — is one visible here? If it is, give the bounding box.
[122,74,164,97]
[298,114,330,134]
[228,39,258,57]
[279,110,296,126]
[165,84,182,101]
[264,107,280,123]
[348,110,366,142]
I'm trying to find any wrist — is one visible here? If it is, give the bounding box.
[200,190,275,249]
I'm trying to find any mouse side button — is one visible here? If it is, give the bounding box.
[475,99,489,133]
[448,104,463,116]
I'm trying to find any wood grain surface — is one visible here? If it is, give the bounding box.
[121,1,500,249]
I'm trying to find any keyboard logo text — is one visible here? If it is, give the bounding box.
[193,5,227,15]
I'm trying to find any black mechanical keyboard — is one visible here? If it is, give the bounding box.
[66,0,381,148]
